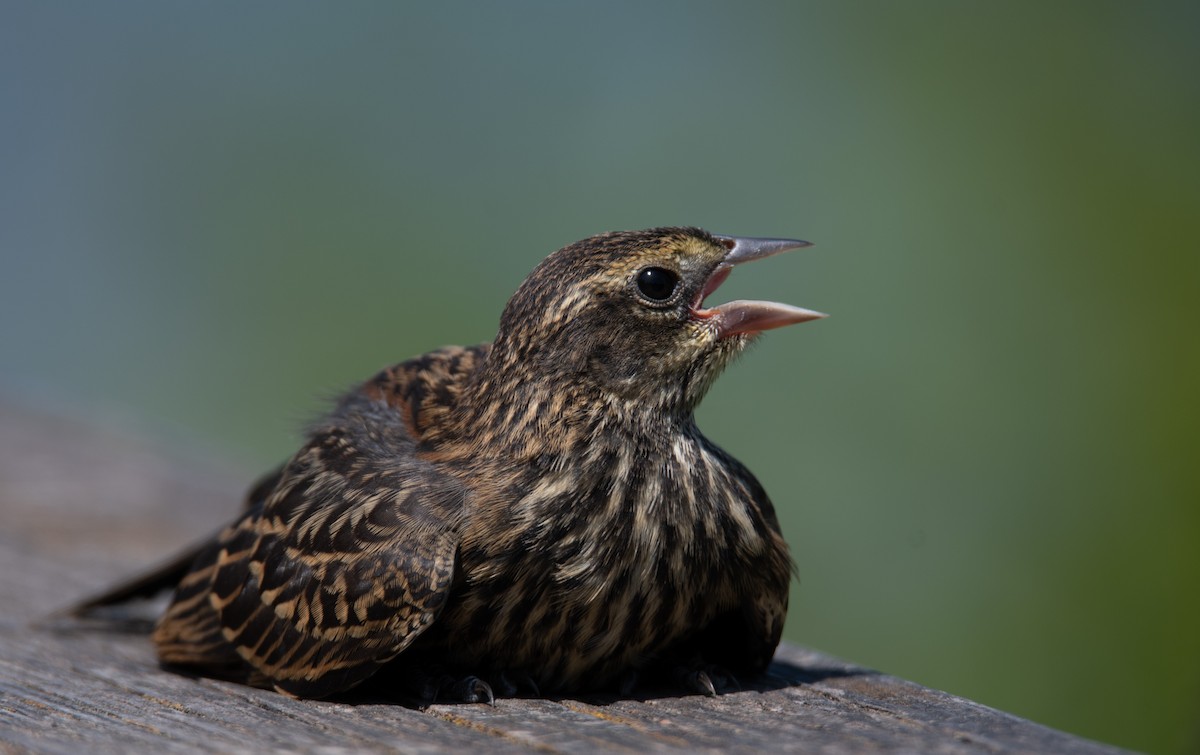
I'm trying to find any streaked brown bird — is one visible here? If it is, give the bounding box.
[78,227,824,702]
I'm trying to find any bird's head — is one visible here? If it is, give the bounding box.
[488,227,824,418]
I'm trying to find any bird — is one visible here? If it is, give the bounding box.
[75,227,825,703]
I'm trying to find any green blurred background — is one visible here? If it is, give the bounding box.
[2,2,1197,751]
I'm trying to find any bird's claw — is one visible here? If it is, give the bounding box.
[691,669,717,697]
[674,663,740,697]
[450,675,495,705]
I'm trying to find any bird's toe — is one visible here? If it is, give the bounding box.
[450,675,495,705]
[674,662,740,697]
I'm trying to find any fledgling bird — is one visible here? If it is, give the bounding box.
[77,227,825,702]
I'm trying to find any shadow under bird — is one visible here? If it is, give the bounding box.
[76,227,825,703]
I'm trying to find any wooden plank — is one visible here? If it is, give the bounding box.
[0,399,1127,753]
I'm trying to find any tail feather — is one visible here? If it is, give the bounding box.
[67,464,283,617]
[66,538,210,616]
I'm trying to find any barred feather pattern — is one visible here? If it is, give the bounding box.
[154,384,467,698]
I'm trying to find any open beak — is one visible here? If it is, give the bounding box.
[691,235,827,338]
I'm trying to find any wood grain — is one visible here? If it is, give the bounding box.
[0,400,1126,753]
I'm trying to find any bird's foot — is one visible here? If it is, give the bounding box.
[407,669,496,705]
[448,675,495,705]
[673,662,741,697]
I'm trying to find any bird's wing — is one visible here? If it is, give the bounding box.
[153,394,467,698]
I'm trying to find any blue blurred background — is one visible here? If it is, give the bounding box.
[2,2,1197,751]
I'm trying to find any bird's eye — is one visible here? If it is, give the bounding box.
[635,267,679,302]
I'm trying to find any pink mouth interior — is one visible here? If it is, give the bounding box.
[690,265,732,315]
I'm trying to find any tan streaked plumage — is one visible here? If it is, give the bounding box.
[79,227,823,701]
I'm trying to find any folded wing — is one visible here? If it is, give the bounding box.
[154,396,466,698]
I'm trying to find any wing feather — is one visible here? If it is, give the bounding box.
[154,394,466,698]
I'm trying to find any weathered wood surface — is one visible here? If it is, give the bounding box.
[0,399,1126,754]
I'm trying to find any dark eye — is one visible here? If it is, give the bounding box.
[635,267,679,302]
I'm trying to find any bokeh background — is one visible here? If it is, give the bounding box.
[2,2,1197,752]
